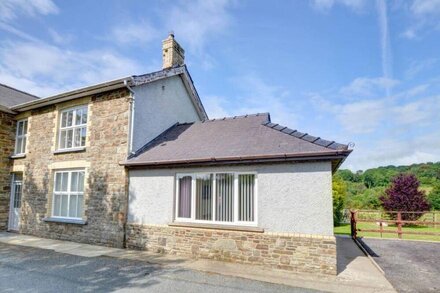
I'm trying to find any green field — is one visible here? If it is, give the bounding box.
[334,223,440,242]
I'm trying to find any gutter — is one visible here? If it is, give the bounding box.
[0,104,16,114]
[11,77,129,111]
[121,150,352,168]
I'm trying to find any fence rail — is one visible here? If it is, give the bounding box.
[350,210,440,239]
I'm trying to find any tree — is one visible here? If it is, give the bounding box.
[380,174,430,221]
[428,184,440,210]
[332,176,347,226]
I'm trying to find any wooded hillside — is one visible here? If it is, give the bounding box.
[336,162,440,209]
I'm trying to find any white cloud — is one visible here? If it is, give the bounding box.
[404,58,438,79]
[340,77,399,97]
[401,0,440,40]
[164,0,233,52]
[344,134,440,171]
[0,41,143,96]
[0,0,58,21]
[411,0,440,15]
[202,95,231,119]
[48,28,74,45]
[110,21,159,46]
[337,99,386,134]
[310,0,367,12]
[393,96,440,125]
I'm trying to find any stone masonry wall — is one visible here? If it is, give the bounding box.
[0,111,15,230]
[126,224,337,275]
[12,88,130,247]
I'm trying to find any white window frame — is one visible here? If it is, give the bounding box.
[58,105,88,150]
[14,119,28,155]
[52,169,85,220]
[175,172,258,227]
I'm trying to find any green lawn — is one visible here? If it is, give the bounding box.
[334,223,440,242]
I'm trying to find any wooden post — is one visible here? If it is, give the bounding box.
[397,212,402,239]
[380,221,383,238]
[350,210,357,239]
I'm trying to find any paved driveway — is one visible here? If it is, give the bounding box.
[0,242,319,293]
[360,238,440,293]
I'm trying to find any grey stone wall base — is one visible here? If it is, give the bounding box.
[126,223,337,275]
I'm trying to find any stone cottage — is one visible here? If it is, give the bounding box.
[0,34,351,275]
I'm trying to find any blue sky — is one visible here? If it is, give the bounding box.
[0,0,439,171]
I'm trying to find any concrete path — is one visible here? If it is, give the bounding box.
[0,232,395,292]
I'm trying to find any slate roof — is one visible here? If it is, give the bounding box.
[0,83,39,108]
[124,113,352,170]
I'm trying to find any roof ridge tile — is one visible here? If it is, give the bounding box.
[262,122,348,151]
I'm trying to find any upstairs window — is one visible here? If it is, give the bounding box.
[59,106,88,150]
[176,172,257,226]
[14,119,28,155]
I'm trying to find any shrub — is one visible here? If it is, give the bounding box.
[380,173,430,221]
[333,176,347,226]
[428,184,440,210]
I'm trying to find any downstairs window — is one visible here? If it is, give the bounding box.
[52,170,85,219]
[175,172,257,226]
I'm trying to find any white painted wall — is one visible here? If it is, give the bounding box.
[132,75,201,152]
[128,161,334,236]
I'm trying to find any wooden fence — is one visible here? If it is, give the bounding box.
[350,210,440,239]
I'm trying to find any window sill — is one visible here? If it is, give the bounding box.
[43,217,87,225]
[53,147,86,155]
[10,154,26,159]
[168,222,264,233]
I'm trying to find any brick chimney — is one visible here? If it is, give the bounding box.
[162,33,185,69]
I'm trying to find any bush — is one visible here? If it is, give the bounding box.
[380,173,430,221]
[333,176,347,226]
[428,184,440,210]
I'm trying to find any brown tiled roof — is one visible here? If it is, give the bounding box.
[124,113,352,170]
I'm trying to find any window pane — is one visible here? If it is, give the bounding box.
[60,130,67,149]
[77,194,83,218]
[55,173,62,191]
[66,129,73,148]
[81,108,88,124]
[67,111,73,127]
[17,121,23,135]
[61,112,67,127]
[15,138,23,154]
[74,128,81,147]
[69,194,78,218]
[53,194,61,216]
[61,173,68,192]
[21,137,26,153]
[75,109,82,125]
[61,194,68,217]
[80,127,86,146]
[71,172,78,192]
[239,174,255,222]
[215,173,234,222]
[23,120,28,134]
[77,172,84,192]
[178,176,192,218]
[14,183,22,208]
[195,174,213,220]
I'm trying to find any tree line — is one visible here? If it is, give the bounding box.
[332,162,440,225]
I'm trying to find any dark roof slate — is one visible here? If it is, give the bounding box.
[125,113,351,167]
[0,83,38,108]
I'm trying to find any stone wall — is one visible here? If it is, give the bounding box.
[126,224,337,275]
[12,89,130,247]
[0,111,15,230]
